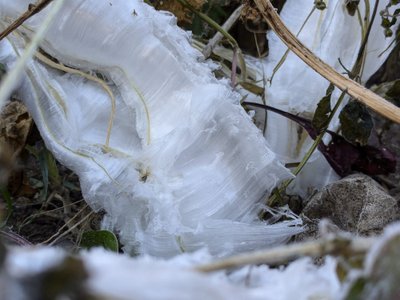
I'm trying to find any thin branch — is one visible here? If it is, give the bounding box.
[253,0,400,124]
[270,5,316,84]
[176,0,247,80]
[39,204,89,245]
[202,4,244,58]
[352,0,380,79]
[0,0,66,112]
[196,235,375,272]
[0,0,54,41]
[48,211,93,246]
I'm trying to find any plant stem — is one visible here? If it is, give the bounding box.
[176,0,247,80]
[270,6,316,84]
[266,90,347,207]
[352,0,379,79]
[202,4,244,58]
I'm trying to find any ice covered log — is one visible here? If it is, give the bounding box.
[0,0,302,257]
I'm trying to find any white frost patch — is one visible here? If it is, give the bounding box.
[2,246,341,300]
[228,257,340,300]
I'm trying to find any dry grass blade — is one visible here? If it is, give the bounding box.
[253,0,400,124]
[0,0,54,41]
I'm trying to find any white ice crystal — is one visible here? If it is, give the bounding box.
[1,246,341,300]
[0,0,302,257]
[4,225,399,300]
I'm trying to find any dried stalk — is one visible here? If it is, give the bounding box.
[196,235,375,272]
[202,4,244,58]
[253,0,400,124]
[0,0,54,41]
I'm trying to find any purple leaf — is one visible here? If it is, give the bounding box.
[243,102,397,176]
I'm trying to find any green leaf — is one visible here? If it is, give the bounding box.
[385,28,394,37]
[344,277,368,300]
[312,84,334,133]
[190,1,226,37]
[25,144,39,158]
[38,147,49,201]
[382,17,392,28]
[80,230,118,252]
[44,149,61,186]
[27,144,61,200]
[386,79,400,102]
[339,101,373,146]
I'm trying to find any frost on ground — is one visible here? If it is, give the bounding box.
[0,244,340,300]
[1,223,400,300]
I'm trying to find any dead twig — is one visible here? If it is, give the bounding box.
[0,0,54,41]
[39,204,90,246]
[196,235,375,272]
[253,0,400,124]
[202,4,244,59]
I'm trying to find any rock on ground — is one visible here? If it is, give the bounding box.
[301,174,400,236]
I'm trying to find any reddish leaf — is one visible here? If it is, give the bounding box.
[243,102,397,176]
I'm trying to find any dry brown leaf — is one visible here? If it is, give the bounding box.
[153,0,206,24]
[0,100,32,185]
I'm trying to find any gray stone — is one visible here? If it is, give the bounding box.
[301,174,400,236]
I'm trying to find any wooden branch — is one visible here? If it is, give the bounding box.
[253,0,400,124]
[0,0,54,41]
[195,235,375,272]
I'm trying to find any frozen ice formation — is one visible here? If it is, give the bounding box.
[0,0,302,257]
[3,223,400,299]
[1,246,340,300]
